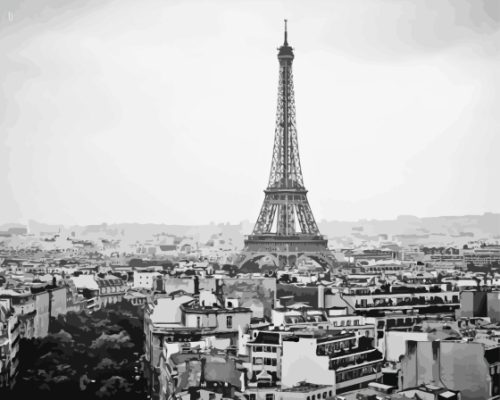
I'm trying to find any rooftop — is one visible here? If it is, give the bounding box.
[249,332,280,345]
[280,381,333,393]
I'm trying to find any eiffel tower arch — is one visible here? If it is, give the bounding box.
[239,21,334,270]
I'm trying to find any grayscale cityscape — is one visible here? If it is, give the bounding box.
[1,1,499,400]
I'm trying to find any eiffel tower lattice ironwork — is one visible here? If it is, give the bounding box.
[239,21,334,269]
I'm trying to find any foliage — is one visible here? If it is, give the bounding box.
[10,301,146,400]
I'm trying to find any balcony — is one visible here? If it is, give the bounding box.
[354,298,460,310]
[329,348,383,371]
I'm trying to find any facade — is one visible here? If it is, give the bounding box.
[281,331,383,393]
[0,302,19,391]
[144,292,251,387]
[33,291,50,338]
[401,339,500,400]
[244,382,335,400]
[124,290,148,306]
[0,290,36,339]
[463,247,500,267]
[49,286,68,317]
[487,291,500,322]
[325,286,460,316]
[246,331,285,387]
[457,290,500,322]
[157,348,244,400]
[134,271,161,290]
[96,276,128,307]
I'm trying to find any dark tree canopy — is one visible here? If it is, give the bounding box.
[10,301,145,400]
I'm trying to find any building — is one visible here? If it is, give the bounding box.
[124,290,148,306]
[400,339,500,400]
[457,290,500,322]
[464,247,500,268]
[144,290,252,399]
[325,285,460,316]
[246,331,285,388]
[244,381,336,400]
[33,291,50,338]
[0,302,19,391]
[158,348,244,400]
[134,271,162,290]
[96,275,128,307]
[281,330,383,394]
[49,286,68,317]
[0,289,36,338]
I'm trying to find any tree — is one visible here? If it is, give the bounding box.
[96,376,132,399]
[13,301,146,400]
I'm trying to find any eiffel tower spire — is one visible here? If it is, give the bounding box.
[239,22,333,269]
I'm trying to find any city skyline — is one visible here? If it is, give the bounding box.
[1,0,499,226]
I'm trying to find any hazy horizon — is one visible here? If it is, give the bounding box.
[2,211,500,230]
[1,0,499,226]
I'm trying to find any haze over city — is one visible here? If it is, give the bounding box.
[1,0,499,226]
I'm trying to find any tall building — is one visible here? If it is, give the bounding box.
[240,22,333,270]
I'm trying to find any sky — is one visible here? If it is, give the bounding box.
[0,0,499,226]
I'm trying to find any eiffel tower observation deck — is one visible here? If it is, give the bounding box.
[239,21,334,270]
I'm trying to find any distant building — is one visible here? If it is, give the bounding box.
[133,271,161,290]
[325,285,460,316]
[457,290,500,322]
[96,276,127,307]
[124,290,148,306]
[463,247,500,268]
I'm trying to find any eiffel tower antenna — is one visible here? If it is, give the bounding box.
[239,22,334,270]
[284,19,288,46]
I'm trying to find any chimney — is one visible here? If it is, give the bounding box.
[318,284,325,309]
[215,279,224,305]
[193,275,200,295]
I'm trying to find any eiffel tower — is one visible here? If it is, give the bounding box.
[239,21,334,269]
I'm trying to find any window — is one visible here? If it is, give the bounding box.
[265,394,274,400]
[249,395,256,400]
[196,316,201,328]
[346,320,351,326]
[329,391,332,397]
[255,346,263,352]
[333,321,338,327]
[354,320,360,326]
[323,392,327,399]
[226,316,233,329]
